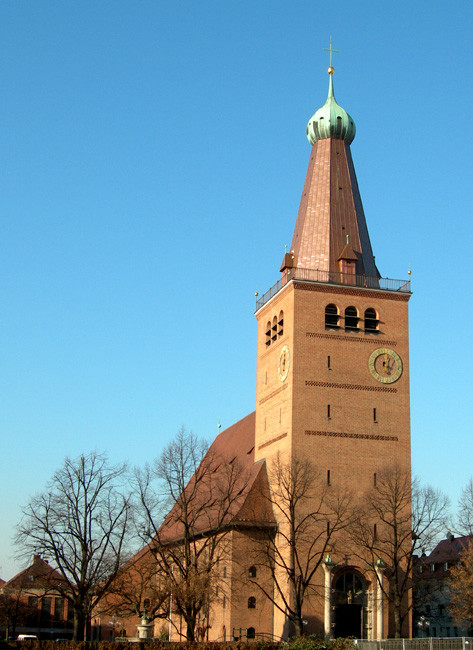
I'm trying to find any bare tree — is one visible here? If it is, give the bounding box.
[249,453,353,638]
[98,547,169,624]
[458,479,473,535]
[16,452,132,641]
[0,588,37,639]
[447,538,473,632]
[135,428,247,642]
[350,466,449,638]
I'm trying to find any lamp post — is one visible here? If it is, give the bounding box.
[168,565,174,641]
[323,554,335,639]
[417,616,430,638]
[375,558,385,640]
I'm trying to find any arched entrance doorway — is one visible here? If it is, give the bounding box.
[333,570,367,638]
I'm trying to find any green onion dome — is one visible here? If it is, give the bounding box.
[306,68,356,145]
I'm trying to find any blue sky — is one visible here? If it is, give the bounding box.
[1,1,472,580]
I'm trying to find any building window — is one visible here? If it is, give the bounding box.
[248,597,256,609]
[374,472,377,487]
[247,627,256,640]
[327,355,331,369]
[327,404,331,419]
[248,566,257,579]
[345,306,359,330]
[53,598,64,625]
[265,321,271,346]
[40,597,52,627]
[325,304,339,329]
[223,566,227,578]
[272,316,278,342]
[265,311,284,345]
[278,311,284,337]
[364,308,379,332]
[444,562,449,571]
[373,408,377,423]
[430,563,436,572]
[327,469,331,485]
[27,596,38,627]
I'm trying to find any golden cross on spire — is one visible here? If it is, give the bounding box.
[323,37,339,72]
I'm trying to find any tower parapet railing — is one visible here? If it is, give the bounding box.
[255,267,411,311]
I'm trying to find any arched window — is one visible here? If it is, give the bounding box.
[248,596,256,609]
[265,311,284,346]
[272,316,278,342]
[325,304,339,329]
[248,566,257,578]
[334,572,366,604]
[344,306,359,330]
[364,308,379,332]
[247,627,256,640]
[265,321,271,347]
[278,311,284,337]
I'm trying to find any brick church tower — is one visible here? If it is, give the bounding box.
[254,62,412,638]
[146,57,412,645]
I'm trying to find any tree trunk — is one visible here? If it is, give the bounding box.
[294,617,303,638]
[393,594,402,638]
[185,618,195,642]
[73,608,87,642]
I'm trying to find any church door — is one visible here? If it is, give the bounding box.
[333,571,366,638]
[334,604,362,638]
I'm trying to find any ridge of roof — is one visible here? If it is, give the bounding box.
[424,535,471,563]
[2,555,67,590]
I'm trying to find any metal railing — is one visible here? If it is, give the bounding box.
[356,638,473,650]
[255,267,411,311]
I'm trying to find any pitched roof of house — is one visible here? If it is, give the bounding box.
[2,555,68,591]
[426,534,470,564]
[157,411,276,544]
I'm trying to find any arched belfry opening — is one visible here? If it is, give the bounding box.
[333,569,369,638]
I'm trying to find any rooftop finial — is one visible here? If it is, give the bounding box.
[323,36,338,75]
[306,40,355,146]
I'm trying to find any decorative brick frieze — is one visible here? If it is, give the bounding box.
[305,430,398,442]
[293,282,410,302]
[305,380,397,393]
[306,332,398,346]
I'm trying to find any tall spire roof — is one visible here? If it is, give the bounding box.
[284,57,378,279]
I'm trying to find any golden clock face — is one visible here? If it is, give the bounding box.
[278,345,290,382]
[368,348,403,384]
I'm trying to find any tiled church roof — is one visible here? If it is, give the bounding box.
[157,412,276,544]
